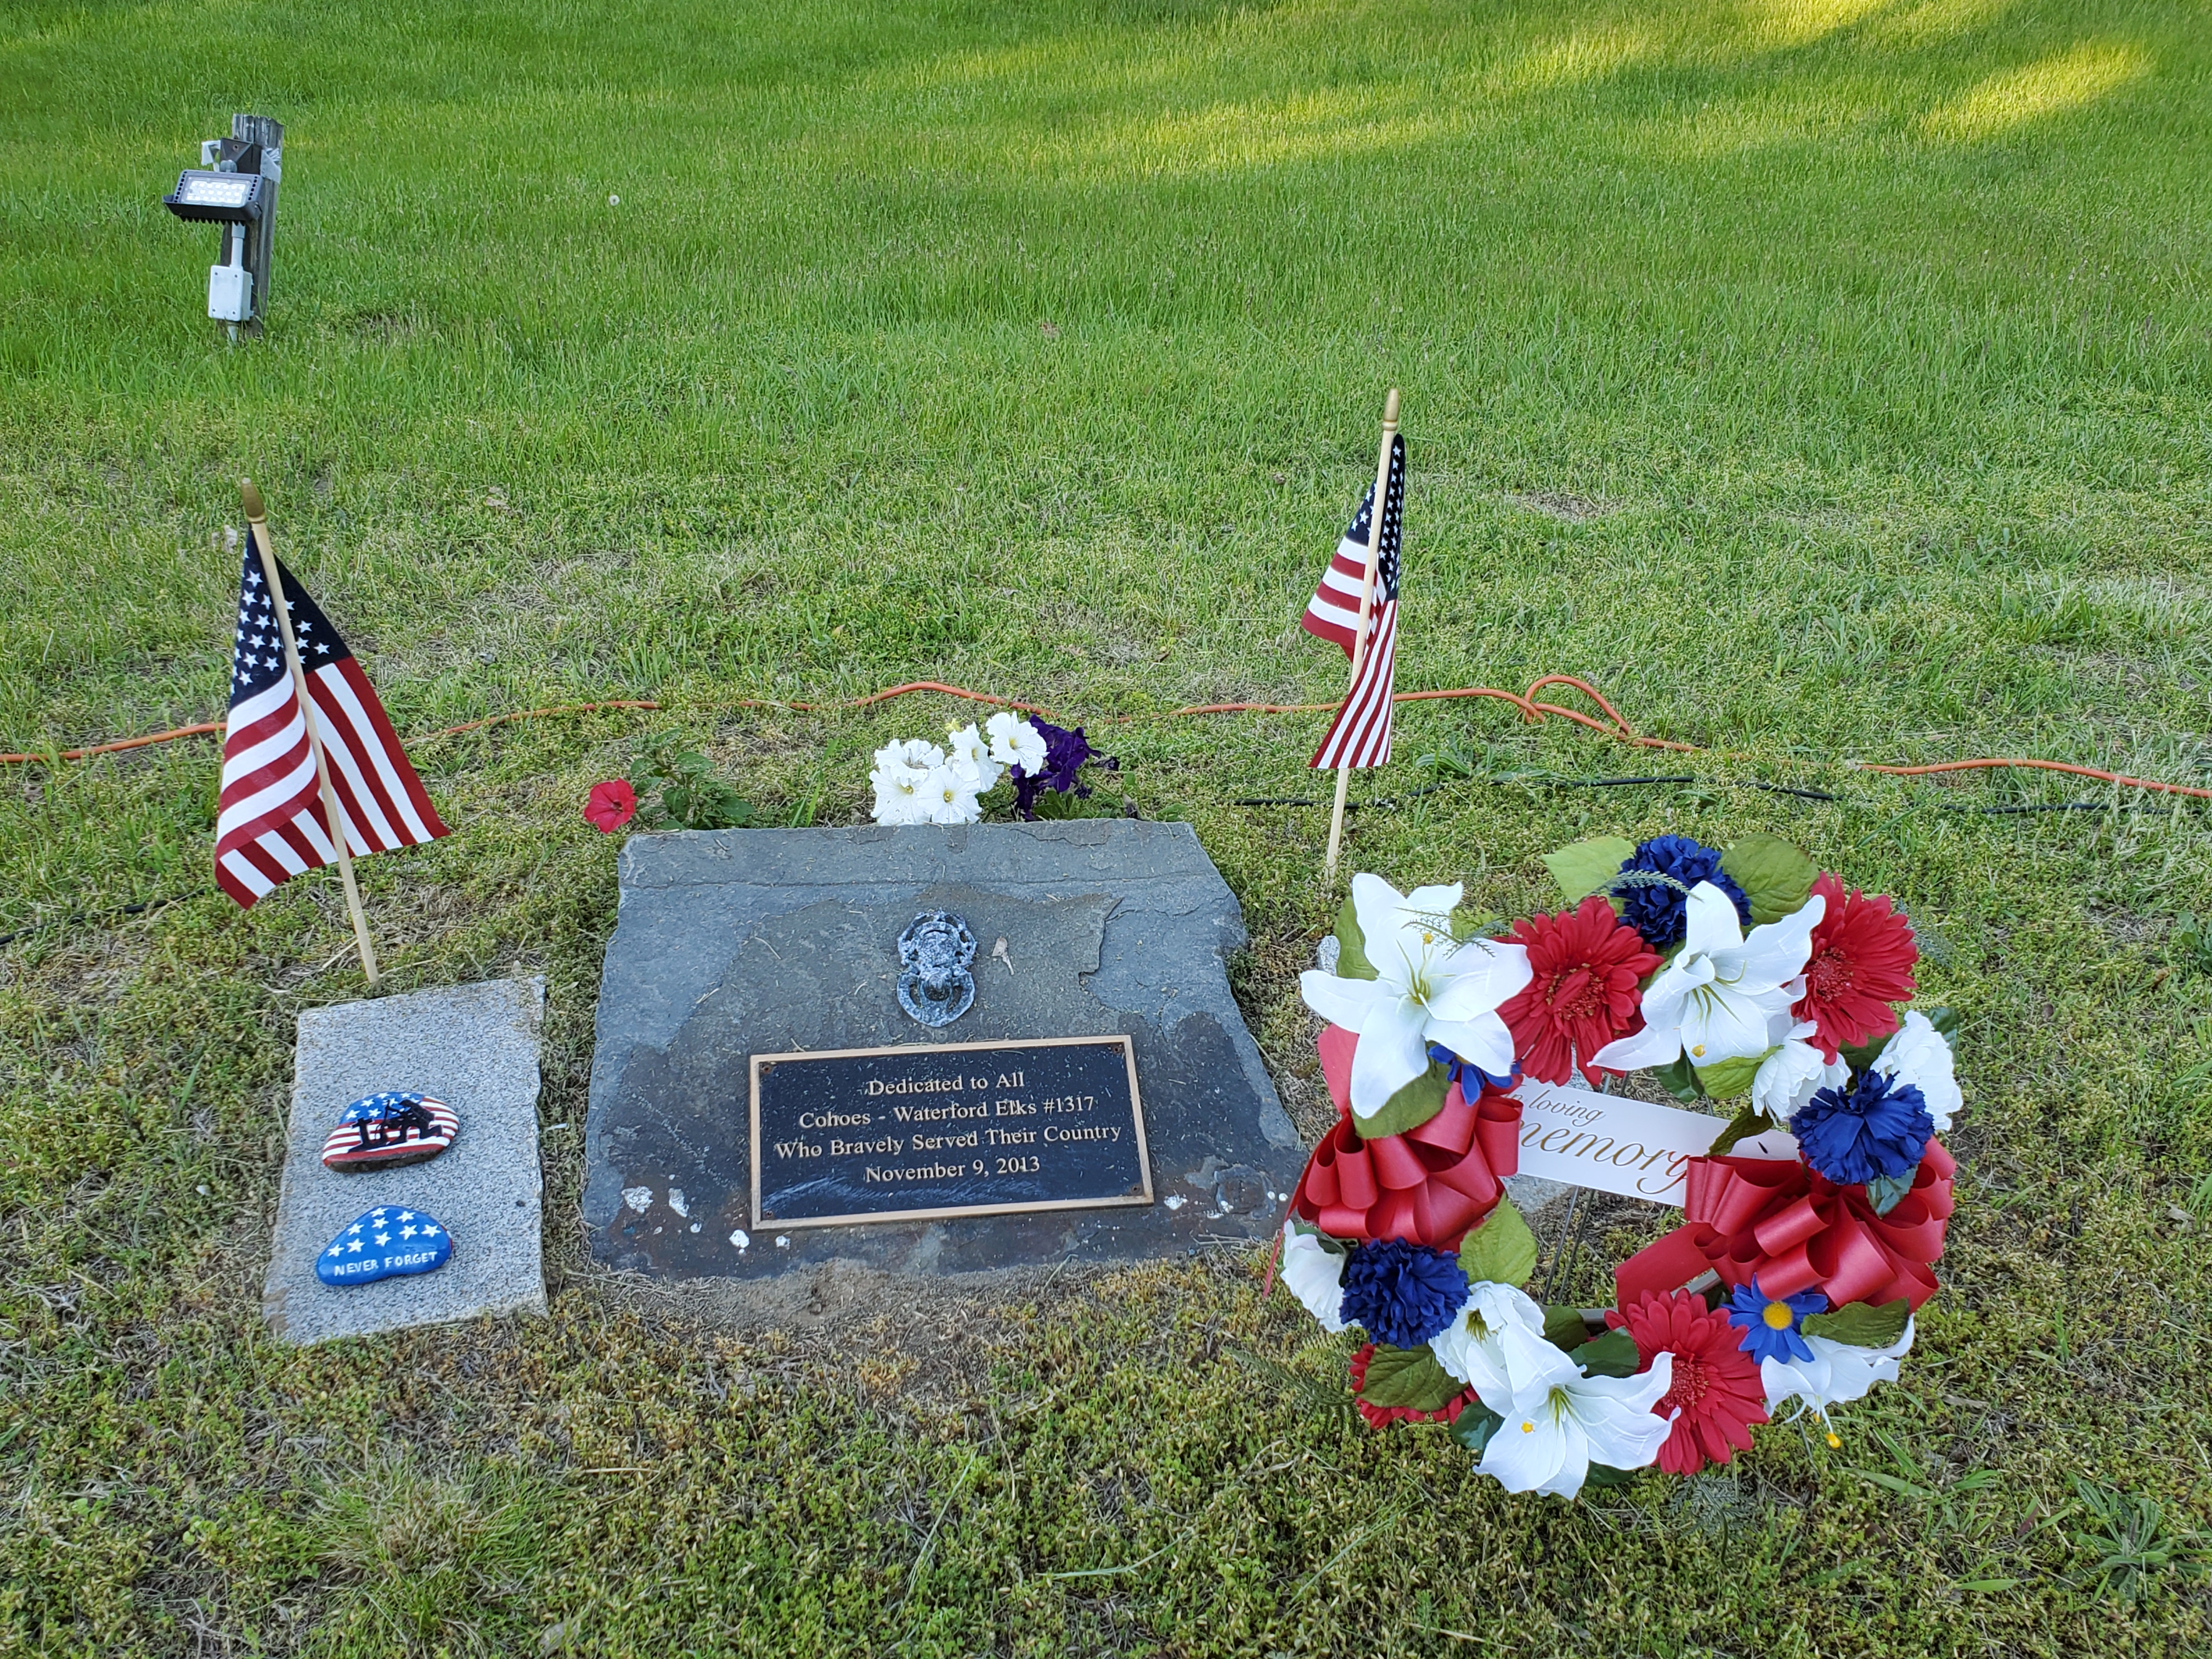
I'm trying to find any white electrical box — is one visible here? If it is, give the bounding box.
[208,262,253,322]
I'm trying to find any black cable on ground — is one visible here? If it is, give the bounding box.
[0,888,215,950]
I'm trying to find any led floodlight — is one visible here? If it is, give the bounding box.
[162,114,283,334]
[164,170,267,224]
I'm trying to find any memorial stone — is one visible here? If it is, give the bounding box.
[585,820,1304,1278]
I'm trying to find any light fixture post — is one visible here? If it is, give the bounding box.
[227,114,283,330]
[162,114,283,334]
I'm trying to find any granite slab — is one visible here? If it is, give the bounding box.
[585,821,1304,1278]
[264,977,547,1344]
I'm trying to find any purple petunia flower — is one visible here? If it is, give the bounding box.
[1009,718,1114,819]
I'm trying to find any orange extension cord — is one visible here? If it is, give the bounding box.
[4,676,2207,802]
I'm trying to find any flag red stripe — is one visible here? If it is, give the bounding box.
[1310,601,1397,769]
[215,580,446,907]
[334,658,448,837]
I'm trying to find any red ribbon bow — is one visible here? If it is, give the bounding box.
[1680,1141,1955,1310]
[1289,1024,1522,1251]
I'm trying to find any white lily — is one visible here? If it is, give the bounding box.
[944,722,1001,791]
[1278,1223,1348,1333]
[1752,1018,1849,1120]
[1475,1342,1677,1499]
[986,710,1048,774]
[1297,874,1532,1122]
[1760,1318,1916,1435]
[1431,1283,1553,1402]
[1590,883,1826,1073]
[1871,1013,1960,1132]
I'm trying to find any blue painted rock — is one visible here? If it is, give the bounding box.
[316,1206,453,1286]
[321,1092,458,1172]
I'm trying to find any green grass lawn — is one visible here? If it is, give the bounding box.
[4,0,2211,1651]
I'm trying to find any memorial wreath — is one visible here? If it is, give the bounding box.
[1276,832,1959,1499]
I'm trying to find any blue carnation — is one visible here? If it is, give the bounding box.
[1726,1276,1827,1364]
[1790,1071,1934,1187]
[1616,835,1751,950]
[1338,1239,1469,1348]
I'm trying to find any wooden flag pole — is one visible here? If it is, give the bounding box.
[239,478,381,985]
[1323,387,1400,881]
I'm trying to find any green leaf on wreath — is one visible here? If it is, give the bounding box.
[1655,1053,1708,1103]
[1923,1006,1961,1040]
[1568,1327,1641,1378]
[1582,1462,1637,1488]
[1358,1343,1465,1412]
[1837,1032,1889,1074]
[1719,833,1819,926]
[1801,1297,1910,1349]
[1456,1197,1537,1289]
[1542,836,1636,906]
[1288,1216,1349,1255]
[1351,1060,1449,1139]
[1449,1401,1505,1455]
[1865,1172,1914,1215]
[1544,1305,1597,1350]
[1706,1109,1775,1158]
[1333,891,1379,981]
[1694,1047,1776,1101]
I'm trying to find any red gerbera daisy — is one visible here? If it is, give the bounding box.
[1607,1291,1768,1476]
[1497,896,1662,1087]
[1792,873,1917,1061]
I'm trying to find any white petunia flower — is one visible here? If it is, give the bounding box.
[1475,1344,1677,1499]
[1871,1013,1961,1132]
[1760,1318,1916,1436]
[895,738,947,771]
[986,710,1048,774]
[921,765,981,826]
[944,722,1001,791]
[1431,1282,1551,1401]
[868,743,934,826]
[1297,874,1532,1124]
[1752,1018,1849,1120]
[1278,1223,1348,1333]
[1590,883,1826,1073]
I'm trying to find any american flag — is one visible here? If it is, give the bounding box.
[1302,432,1405,770]
[215,540,447,907]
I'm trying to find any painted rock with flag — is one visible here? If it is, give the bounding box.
[316,1206,453,1286]
[320,1091,458,1172]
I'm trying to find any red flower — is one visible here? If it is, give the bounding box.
[1792,874,1917,1061]
[1496,896,1662,1087]
[584,779,638,833]
[1607,1291,1768,1476]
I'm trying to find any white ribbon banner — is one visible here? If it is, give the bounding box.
[1511,1079,1732,1209]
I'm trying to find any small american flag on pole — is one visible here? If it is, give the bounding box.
[1302,431,1406,770]
[215,542,447,907]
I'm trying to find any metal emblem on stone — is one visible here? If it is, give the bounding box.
[896,910,977,1027]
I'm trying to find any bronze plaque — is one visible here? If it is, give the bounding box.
[749,1035,1152,1230]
